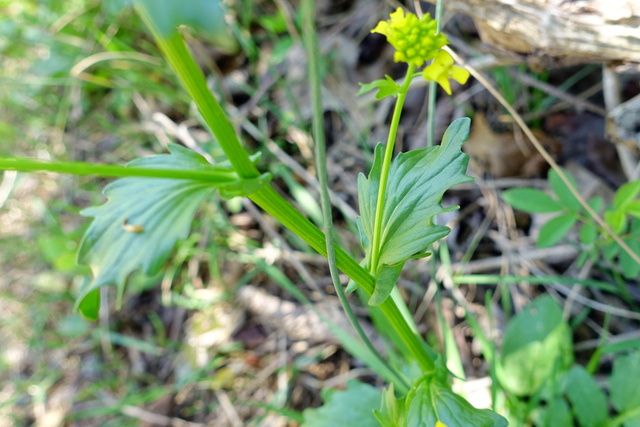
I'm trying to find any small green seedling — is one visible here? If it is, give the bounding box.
[504,168,640,279]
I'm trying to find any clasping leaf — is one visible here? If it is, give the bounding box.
[357,118,474,304]
[76,144,270,319]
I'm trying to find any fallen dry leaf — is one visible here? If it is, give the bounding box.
[464,113,558,177]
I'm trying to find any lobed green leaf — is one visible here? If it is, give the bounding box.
[76,144,267,319]
[357,118,474,304]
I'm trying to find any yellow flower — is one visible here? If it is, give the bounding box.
[372,8,448,67]
[435,422,448,427]
[422,50,470,95]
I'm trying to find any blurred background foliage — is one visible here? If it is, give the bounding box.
[2,0,640,425]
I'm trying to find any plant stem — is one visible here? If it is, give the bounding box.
[369,63,415,273]
[301,0,410,392]
[134,4,259,180]
[426,0,443,147]
[135,5,436,374]
[453,274,617,293]
[249,187,435,373]
[0,157,237,182]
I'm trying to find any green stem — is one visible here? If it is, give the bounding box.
[250,187,434,374]
[134,4,259,180]
[453,274,618,293]
[369,64,415,273]
[0,157,237,182]
[426,0,444,147]
[301,0,410,392]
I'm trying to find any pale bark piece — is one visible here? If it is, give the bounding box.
[607,93,640,151]
[427,0,640,67]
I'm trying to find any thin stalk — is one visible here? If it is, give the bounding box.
[453,274,618,293]
[134,4,259,180]
[301,0,410,392]
[426,0,444,147]
[250,187,435,373]
[369,64,415,273]
[0,157,237,182]
[485,292,499,413]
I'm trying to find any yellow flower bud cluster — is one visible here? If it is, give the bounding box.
[371,8,448,67]
[372,8,470,95]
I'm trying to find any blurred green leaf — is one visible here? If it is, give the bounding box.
[57,315,90,338]
[404,377,508,427]
[627,200,640,219]
[38,234,79,272]
[100,331,163,356]
[498,296,573,396]
[605,209,627,234]
[302,380,381,427]
[133,0,238,52]
[614,180,640,210]
[564,366,607,427]
[549,168,581,213]
[373,384,406,427]
[601,339,640,355]
[610,351,640,426]
[358,75,401,99]
[544,397,573,427]
[604,240,622,262]
[538,213,576,248]
[503,188,563,213]
[609,351,640,412]
[620,239,640,279]
[576,250,590,267]
[579,223,597,245]
[257,9,288,33]
[588,196,603,213]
